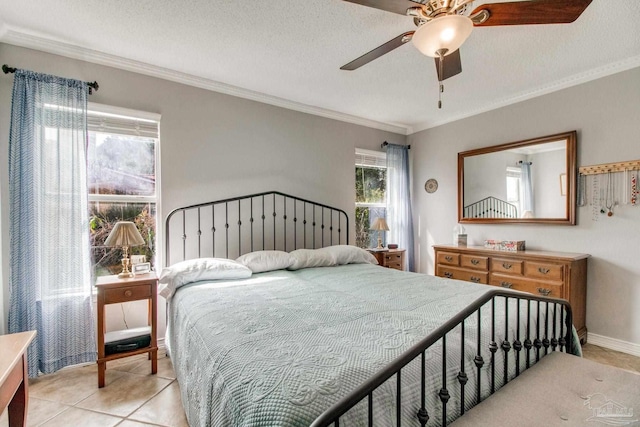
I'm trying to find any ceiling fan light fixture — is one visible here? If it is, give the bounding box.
[412,14,473,58]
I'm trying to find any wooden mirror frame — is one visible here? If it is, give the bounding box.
[458,131,577,225]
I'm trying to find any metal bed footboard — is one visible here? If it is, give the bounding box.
[310,289,574,427]
[165,191,349,265]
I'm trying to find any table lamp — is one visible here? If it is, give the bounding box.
[370,217,389,249]
[104,221,146,278]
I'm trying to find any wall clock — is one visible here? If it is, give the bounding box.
[425,179,438,193]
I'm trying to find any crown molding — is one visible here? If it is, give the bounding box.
[5,27,637,137]
[411,54,640,134]
[0,29,411,135]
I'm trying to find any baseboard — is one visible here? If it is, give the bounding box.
[587,333,640,357]
[157,337,166,351]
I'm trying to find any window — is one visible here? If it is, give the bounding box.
[87,104,160,277]
[506,167,522,216]
[355,149,386,249]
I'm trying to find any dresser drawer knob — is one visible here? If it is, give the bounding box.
[538,267,550,275]
[470,259,479,265]
[537,288,552,296]
[470,276,481,283]
[124,290,133,297]
[500,282,513,289]
[502,263,512,270]
[445,256,453,262]
[444,272,453,279]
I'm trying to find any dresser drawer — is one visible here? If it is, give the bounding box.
[386,261,403,270]
[460,255,488,271]
[491,258,523,275]
[104,284,152,304]
[525,262,564,281]
[437,252,460,266]
[384,252,403,264]
[438,266,488,284]
[490,274,563,298]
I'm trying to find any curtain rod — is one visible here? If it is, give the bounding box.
[2,64,99,94]
[381,141,411,149]
[518,160,533,165]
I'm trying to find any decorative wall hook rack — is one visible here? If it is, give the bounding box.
[578,160,640,176]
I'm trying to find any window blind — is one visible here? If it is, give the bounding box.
[355,148,386,168]
[87,103,159,139]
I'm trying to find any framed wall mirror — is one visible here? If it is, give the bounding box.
[458,131,577,225]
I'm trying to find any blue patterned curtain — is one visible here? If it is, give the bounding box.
[8,70,96,377]
[385,144,414,271]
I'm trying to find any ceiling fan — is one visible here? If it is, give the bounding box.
[341,0,593,107]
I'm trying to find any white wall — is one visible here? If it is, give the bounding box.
[0,43,406,338]
[410,67,640,347]
[532,150,566,218]
[464,151,524,206]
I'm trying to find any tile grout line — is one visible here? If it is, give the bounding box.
[122,379,176,426]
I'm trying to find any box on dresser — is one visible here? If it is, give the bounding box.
[433,245,589,343]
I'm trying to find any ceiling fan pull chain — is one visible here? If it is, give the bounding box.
[437,50,445,109]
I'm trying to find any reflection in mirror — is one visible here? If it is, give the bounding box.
[458,131,576,225]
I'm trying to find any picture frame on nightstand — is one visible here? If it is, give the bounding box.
[132,262,151,275]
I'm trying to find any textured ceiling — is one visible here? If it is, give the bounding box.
[1,0,639,134]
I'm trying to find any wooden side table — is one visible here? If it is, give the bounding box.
[0,330,36,427]
[95,273,158,388]
[367,248,406,271]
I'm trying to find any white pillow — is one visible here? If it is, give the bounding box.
[288,248,336,271]
[236,250,294,273]
[158,258,252,299]
[318,245,378,266]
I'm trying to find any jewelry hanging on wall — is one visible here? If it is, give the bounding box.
[592,174,600,221]
[577,174,587,207]
[623,168,629,205]
[631,171,638,206]
[605,170,614,216]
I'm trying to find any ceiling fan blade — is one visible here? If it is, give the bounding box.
[434,49,462,81]
[341,31,414,71]
[341,0,421,16]
[471,0,592,26]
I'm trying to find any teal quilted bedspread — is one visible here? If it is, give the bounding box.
[168,264,576,426]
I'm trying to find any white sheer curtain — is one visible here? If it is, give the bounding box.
[385,144,414,271]
[520,162,534,216]
[8,69,96,377]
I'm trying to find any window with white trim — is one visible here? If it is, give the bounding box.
[87,104,160,277]
[355,148,386,249]
[506,166,522,216]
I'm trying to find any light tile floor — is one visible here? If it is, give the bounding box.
[1,350,188,427]
[1,345,638,426]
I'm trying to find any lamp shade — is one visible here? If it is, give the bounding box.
[370,217,390,232]
[412,14,473,58]
[104,221,145,247]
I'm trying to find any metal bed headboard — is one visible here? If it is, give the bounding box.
[464,196,518,219]
[165,191,349,266]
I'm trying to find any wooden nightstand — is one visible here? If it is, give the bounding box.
[368,248,406,271]
[95,273,158,388]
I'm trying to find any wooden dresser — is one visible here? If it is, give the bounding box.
[433,245,589,343]
[368,248,406,271]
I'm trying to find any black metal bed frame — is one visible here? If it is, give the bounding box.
[165,191,349,266]
[310,289,573,426]
[164,191,574,427]
[464,196,518,219]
